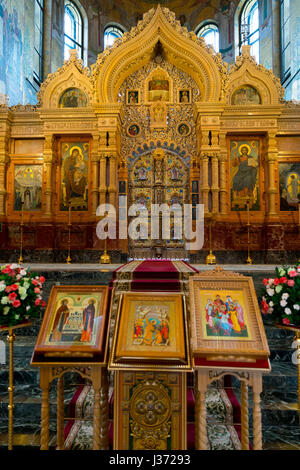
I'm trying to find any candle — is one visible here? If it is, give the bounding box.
[21,200,24,225]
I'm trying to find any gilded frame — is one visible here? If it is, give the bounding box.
[277,156,300,214]
[189,270,270,361]
[6,157,45,220]
[109,292,192,371]
[227,135,264,213]
[33,285,109,360]
[55,136,92,221]
[178,89,191,104]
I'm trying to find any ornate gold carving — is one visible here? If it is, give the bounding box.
[130,379,171,450]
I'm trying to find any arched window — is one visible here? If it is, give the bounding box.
[240,0,259,63]
[64,1,83,61]
[104,25,125,49]
[196,23,219,53]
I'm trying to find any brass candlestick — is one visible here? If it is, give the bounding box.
[100,211,111,264]
[100,237,111,264]
[0,322,31,450]
[206,215,216,265]
[18,201,24,264]
[246,200,252,265]
[66,203,72,264]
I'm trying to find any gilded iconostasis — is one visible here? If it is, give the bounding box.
[0,6,299,263]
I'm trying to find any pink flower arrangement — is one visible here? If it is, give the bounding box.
[261,264,300,326]
[0,264,46,327]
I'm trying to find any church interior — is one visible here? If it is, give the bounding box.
[0,0,300,452]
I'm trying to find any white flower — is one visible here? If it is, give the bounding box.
[3,307,9,315]
[268,278,274,286]
[1,296,9,305]
[14,314,20,320]
[282,293,289,300]
[275,285,283,294]
[10,264,19,270]
[23,282,30,290]
[269,301,274,307]
[16,274,22,280]
[280,300,287,307]
[297,267,300,273]
[20,269,27,277]
[294,304,300,311]
[267,288,275,296]
[279,268,286,276]
[26,306,30,311]
[18,286,27,300]
[285,308,292,315]
[0,283,6,292]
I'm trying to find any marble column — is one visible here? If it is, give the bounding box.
[99,154,107,206]
[267,133,278,217]
[42,0,53,80]
[108,154,117,207]
[211,154,219,213]
[91,138,99,214]
[201,154,210,213]
[218,133,228,215]
[272,0,281,78]
[0,136,9,217]
[251,374,263,450]
[43,135,55,217]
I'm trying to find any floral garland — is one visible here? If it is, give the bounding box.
[261,264,300,326]
[0,264,46,327]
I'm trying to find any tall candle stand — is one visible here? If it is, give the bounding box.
[246,200,253,265]
[66,202,72,264]
[206,214,216,265]
[18,201,24,264]
[99,212,111,264]
[0,322,31,450]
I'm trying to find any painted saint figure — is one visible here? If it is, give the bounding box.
[63,147,88,207]
[52,299,70,342]
[232,145,258,198]
[81,299,96,342]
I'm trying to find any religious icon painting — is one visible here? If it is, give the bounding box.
[147,70,170,103]
[59,140,90,212]
[231,85,261,105]
[127,123,141,137]
[109,293,191,370]
[192,181,199,194]
[192,194,199,206]
[119,180,127,194]
[178,89,191,104]
[59,88,88,108]
[177,122,191,137]
[33,286,109,361]
[229,138,260,211]
[189,270,270,363]
[13,164,43,211]
[127,90,139,105]
[279,162,300,211]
